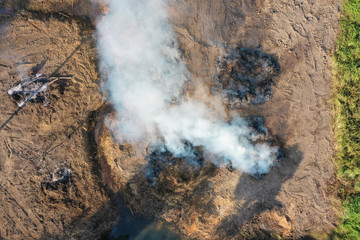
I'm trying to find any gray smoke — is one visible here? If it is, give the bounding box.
[96,0,278,175]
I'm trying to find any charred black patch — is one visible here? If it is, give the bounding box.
[7,73,72,107]
[41,167,73,191]
[146,140,204,186]
[226,116,286,179]
[212,46,280,109]
[248,116,287,172]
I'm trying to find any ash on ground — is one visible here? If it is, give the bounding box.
[7,73,71,107]
[227,116,286,179]
[7,73,52,107]
[41,167,73,191]
[146,141,204,186]
[212,47,280,109]
[146,118,285,182]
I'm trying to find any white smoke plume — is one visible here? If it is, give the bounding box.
[96,0,278,175]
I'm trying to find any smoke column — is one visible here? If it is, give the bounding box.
[96,0,278,175]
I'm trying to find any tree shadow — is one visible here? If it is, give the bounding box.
[38,104,183,240]
[39,186,182,240]
[35,102,306,240]
[39,200,118,240]
[216,145,303,239]
[37,145,304,240]
[30,58,48,75]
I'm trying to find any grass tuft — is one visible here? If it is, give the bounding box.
[333,0,360,239]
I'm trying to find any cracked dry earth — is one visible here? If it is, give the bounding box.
[0,0,343,239]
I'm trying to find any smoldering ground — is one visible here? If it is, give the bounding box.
[96,0,280,176]
[212,46,280,109]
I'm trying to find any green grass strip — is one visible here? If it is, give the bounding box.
[333,0,360,239]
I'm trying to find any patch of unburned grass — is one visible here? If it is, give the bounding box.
[333,0,360,239]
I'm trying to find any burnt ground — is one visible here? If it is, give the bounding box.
[166,0,342,238]
[0,0,343,240]
[211,46,280,109]
[0,9,117,239]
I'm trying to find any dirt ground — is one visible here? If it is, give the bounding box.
[0,8,117,240]
[165,0,342,237]
[0,0,343,239]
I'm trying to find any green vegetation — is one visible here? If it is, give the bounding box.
[333,0,360,239]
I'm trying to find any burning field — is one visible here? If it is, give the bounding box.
[212,47,280,109]
[0,0,343,239]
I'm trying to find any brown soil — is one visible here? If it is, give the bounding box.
[0,8,116,240]
[167,0,342,237]
[0,0,343,239]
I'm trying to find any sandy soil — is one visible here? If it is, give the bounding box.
[0,0,343,239]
